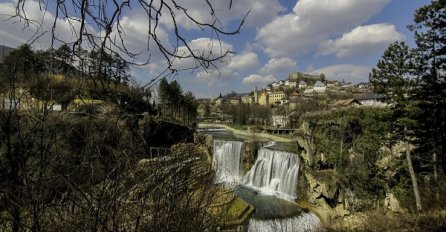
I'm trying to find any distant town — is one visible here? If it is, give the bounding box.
[197,71,386,128]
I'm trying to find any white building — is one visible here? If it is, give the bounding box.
[314,81,326,92]
[303,88,314,94]
[298,81,307,89]
[285,80,297,88]
[271,115,289,127]
[356,93,388,107]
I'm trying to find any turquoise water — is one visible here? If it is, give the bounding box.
[233,185,306,219]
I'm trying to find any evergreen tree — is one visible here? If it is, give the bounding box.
[410,0,446,175]
[370,42,413,105]
[158,78,171,116]
[370,41,422,212]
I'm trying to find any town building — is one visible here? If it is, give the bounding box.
[268,91,286,105]
[303,88,314,94]
[326,80,338,88]
[298,81,307,89]
[271,115,289,128]
[356,93,388,107]
[241,94,254,104]
[314,81,326,93]
[289,92,300,100]
[229,96,241,105]
[258,92,269,106]
[332,99,361,107]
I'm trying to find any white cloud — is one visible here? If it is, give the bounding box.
[159,0,284,30]
[228,52,259,70]
[243,74,276,85]
[196,68,239,86]
[105,13,173,66]
[319,24,405,58]
[172,38,233,71]
[192,51,260,85]
[256,0,391,57]
[311,64,371,83]
[260,57,297,76]
[172,41,262,84]
[0,0,92,48]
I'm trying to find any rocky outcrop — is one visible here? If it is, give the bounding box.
[384,192,407,213]
[306,170,339,202]
[294,122,318,167]
[304,170,349,224]
[242,141,258,173]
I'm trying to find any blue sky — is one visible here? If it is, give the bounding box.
[0,0,432,98]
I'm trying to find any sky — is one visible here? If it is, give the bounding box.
[0,0,432,98]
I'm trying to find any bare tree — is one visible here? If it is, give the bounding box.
[1,1,246,231]
[10,0,247,85]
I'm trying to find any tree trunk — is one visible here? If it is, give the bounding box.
[405,139,422,212]
[433,152,440,202]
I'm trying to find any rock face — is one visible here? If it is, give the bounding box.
[242,141,258,173]
[304,170,349,224]
[294,122,318,167]
[306,171,339,202]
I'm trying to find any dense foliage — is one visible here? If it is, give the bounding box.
[301,108,391,198]
[158,78,198,126]
[371,0,446,175]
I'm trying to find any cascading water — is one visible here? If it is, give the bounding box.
[211,140,322,231]
[212,140,244,183]
[243,148,300,200]
[248,212,322,232]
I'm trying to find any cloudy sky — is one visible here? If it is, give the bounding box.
[0,0,431,98]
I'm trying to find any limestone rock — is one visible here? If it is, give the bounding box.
[294,122,318,166]
[384,193,407,213]
[306,171,339,201]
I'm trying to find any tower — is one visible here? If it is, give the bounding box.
[254,86,258,103]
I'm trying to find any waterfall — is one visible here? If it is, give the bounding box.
[248,213,321,232]
[212,140,244,183]
[243,148,300,200]
[212,140,301,200]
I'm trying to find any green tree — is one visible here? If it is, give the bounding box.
[0,44,43,85]
[410,0,446,177]
[157,78,198,125]
[370,42,422,212]
[370,42,413,105]
[320,73,326,82]
[250,104,271,126]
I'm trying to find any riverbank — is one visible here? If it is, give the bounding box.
[197,123,294,142]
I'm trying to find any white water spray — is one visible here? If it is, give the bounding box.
[243,148,300,200]
[212,140,244,183]
[248,213,322,232]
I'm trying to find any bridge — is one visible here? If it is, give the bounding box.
[264,127,298,135]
